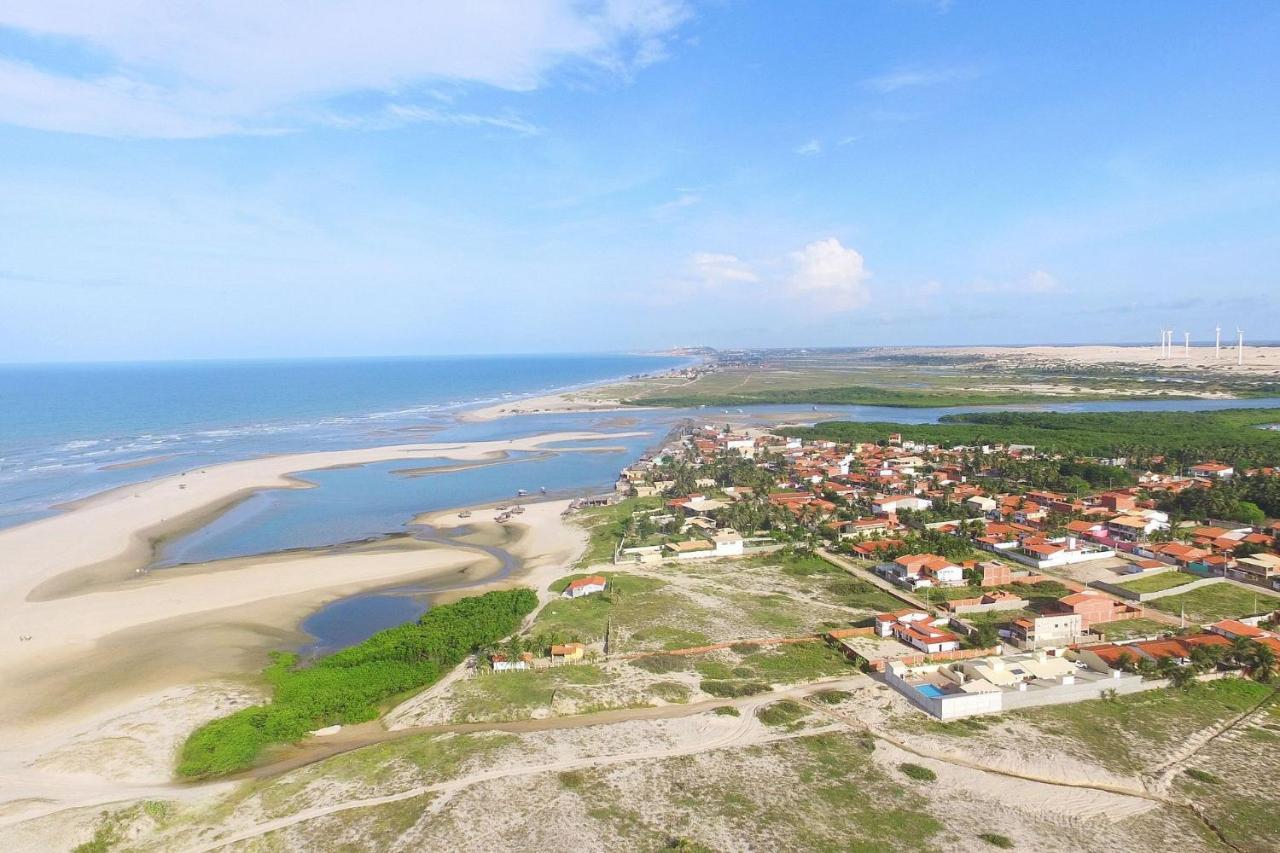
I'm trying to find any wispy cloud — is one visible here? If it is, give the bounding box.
[795,139,823,156]
[862,64,979,93]
[689,252,758,286]
[0,1,692,138]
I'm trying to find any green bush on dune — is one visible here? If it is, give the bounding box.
[178,588,537,779]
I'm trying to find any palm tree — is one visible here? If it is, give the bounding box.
[1248,641,1277,683]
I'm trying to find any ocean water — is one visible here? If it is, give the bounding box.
[0,353,686,528]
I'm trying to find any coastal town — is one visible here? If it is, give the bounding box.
[575,419,1280,720]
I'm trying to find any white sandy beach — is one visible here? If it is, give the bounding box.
[0,433,605,826]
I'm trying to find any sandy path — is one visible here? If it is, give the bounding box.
[180,679,866,852]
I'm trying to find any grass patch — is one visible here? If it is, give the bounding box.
[1090,618,1172,641]
[448,665,615,722]
[1148,583,1280,624]
[1016,678,1272,773]
[701,680,770,698]
[757,700,809,728]
[812,689,852,705]
[1184,768,1221,785]
[178,588,536,779]
[979,832,1015,848]
[713,706,741,716]
[648,681,692,704]
[736,641,856,683]
[898,762,937,782]
[630,653,691,674]
[1116,572,1198,594]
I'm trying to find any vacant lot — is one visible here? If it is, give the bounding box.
[1147,582,1280,623]
[1090,618,1171,641]
[1116,572,1198,594]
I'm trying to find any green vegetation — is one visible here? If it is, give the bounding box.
[630,653,692,674]
[757,699,809,728]
[1147,582,1280,623]
[1089,618,1171,641]
[1184,768,1221,785]
[713,705,741,716]
[1015,678,1272,773]
[648,681,692,703]
[572,496,664,567]
[979,832,1016,848]
[1115,572,1198,594]
[701,679,770,698]
[536,573,667,645]
[813,689,851,704]
[633,385,1133,409]
[898,762,937,782]
[784,409,1280,467]
[177,588,537,778]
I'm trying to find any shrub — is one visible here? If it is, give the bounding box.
[757,700,808,727]
[713,706,741,716]
[979,833,1014,848]
[730,642,758,655]
[700,680,771,698]
[812,689,851,705]
[899,762,937,782]
[648,681,691,703]
[178,588,537,778]
[631,653,690,674]
[1184,768,1221,785]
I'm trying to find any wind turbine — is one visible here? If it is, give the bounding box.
[1184,331,1190,357]
[1237,328,1245,366]
[1215,325,1221,359]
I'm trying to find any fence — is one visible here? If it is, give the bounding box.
[1091,575,1224,603]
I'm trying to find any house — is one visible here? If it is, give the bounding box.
[875,609,962,654]
[1189,462,1235,479]
[877,554,964,589]
[1078,633,1233,672]
[1008,613,1084,650]
[872,495,933,515]
[978,561,1012,587]
[550,642,586,662]
[1008,535,1116,570]
[563,575,608,598]
[1054,590,1138,629]
[965,495,997,514]
[1228,553,1280,586]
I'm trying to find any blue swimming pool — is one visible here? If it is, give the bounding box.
[916,684,945,698]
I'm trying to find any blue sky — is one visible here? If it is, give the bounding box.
[1,1,1278,361]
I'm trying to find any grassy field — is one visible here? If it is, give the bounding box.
[1014,678,1273,774]
[1115,572,1199,594]
[1089,618,1173,641]
[1146,582,1280,623]
[535,573,700,648]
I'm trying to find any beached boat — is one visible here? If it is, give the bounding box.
[458,510,472,518]
[510,505,525,514]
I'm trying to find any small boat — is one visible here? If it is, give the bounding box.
[516,489,529,497]
[458,510,472,519]
[496,504,509,511]
[510,505,526,515]
[540,486,547,494]
[496,513,511,523]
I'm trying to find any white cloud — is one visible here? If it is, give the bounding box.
[795,139,823,156]
[689,252,758,286]
[787,238,871,311]
[0,1,690,138]
[862,65,979,93]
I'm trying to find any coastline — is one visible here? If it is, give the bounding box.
[0,431,620,826]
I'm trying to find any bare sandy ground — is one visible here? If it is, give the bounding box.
[900,343,1280,375]
[0,432,614,828]
[460,391,646,421]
